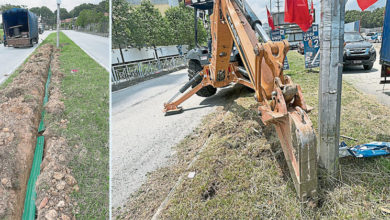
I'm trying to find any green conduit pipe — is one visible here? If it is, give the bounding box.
[38,67,52,133]
[23,66,52,219]
[22,136,44,220]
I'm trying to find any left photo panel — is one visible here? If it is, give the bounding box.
[0,1,109,219]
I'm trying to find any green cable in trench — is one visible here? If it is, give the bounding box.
[22,66,52,220]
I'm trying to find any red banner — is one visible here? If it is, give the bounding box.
[357,0,378,11]
[284,0,313,32]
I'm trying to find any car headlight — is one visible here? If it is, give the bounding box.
[370,45,375,53]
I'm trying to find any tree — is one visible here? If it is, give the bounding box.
[345,7,385,28]
[98,0,109,13]
[69,1,108,18]
[112,0,132,62]
[30,6,55,26]
[69,3,96,17]
[76,9,104,27]
[130,0,170,49]
[165,3,208,48]
[54,8,71,20]
[0,4,26,11]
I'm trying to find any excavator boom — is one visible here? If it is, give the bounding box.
[165,0,317,200]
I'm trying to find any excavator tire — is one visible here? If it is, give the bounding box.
[188,60,217,97]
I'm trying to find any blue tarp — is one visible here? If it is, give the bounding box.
[2,8,38,40]
[380,0,390,64]
[339,141,390,158]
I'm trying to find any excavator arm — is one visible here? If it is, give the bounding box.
[164,0,317,200]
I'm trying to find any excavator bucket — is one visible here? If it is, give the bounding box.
[274,108,317,200]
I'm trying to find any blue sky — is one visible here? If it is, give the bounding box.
[247,0,386,25]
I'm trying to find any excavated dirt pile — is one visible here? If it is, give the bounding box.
[0,44,53,219]
[35,49,78,220]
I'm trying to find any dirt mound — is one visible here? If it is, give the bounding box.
[35,49,79,220]
[35,137,77,220]
[0,44,53,219]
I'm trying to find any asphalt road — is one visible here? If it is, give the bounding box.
[111,69,241,208]
[62,30,109,71]
[343,43,390,107]
[0,31,53,85]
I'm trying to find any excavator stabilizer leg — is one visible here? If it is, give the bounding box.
[274,107,317,200]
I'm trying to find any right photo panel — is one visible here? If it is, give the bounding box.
[111,0,390,219]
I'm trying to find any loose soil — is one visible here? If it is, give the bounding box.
[35,47,79,220]
[0,44,53,219]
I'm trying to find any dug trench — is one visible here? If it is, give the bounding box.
[0,44,78,219]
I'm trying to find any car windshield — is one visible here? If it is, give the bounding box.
[367,33,374,36]
[344,32,364,42]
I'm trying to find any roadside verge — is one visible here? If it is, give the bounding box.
[36,32,109,219]
[115,52,390,219]
[0,32,109,219]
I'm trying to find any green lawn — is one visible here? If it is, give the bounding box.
[41,32,109,219]
[118,51,390,219]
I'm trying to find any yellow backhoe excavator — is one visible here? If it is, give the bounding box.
[164,0,317,200]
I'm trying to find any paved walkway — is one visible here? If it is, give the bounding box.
[62,30,109,71]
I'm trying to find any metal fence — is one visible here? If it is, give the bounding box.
[76,21,109,37]
[111,55,187,85]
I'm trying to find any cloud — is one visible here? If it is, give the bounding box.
[0,0,104,12]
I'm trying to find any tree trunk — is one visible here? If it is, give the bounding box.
[119,44,125,64]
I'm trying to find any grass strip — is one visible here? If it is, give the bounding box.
[41,32,109,219]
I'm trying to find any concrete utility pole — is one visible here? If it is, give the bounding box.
[56,0,61,48]
[318,0,345,175]
[275,0,281,25]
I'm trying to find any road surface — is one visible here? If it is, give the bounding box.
[0,31,53,85]
[111,69,241,208]
[343,43,390,107]
[62,30,109,71]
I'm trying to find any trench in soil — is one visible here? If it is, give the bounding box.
[0,45,56,220]
[22,65,53,219]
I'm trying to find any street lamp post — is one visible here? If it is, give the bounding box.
[57,0,61,48]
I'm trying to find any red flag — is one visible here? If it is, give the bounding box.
[357,0,378,11]
[267,6,275,30]
[284,0,313,32]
